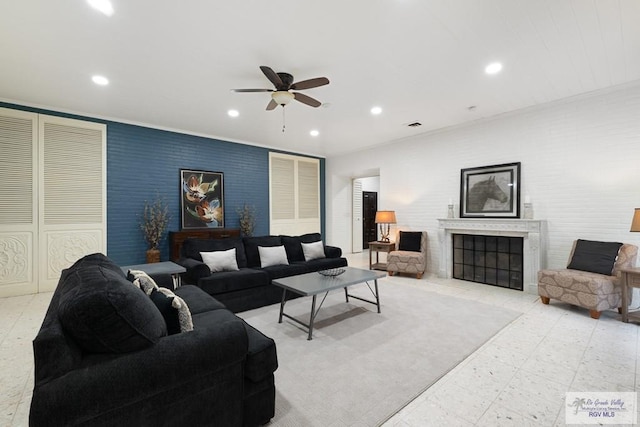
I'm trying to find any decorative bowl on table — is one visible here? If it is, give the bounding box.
[318,268,346,277]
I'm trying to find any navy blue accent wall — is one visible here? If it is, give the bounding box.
[1,102,325,264]
[107,122,273,264]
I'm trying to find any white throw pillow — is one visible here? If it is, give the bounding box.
[128,269,159,295]
[200,248,239,273]
[301,241,326,261]
[258,245,289,268]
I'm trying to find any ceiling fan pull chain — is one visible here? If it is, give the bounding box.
[282,107,286,133]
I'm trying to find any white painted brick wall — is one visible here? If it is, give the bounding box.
[326,81,640,273]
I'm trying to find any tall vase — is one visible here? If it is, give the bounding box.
[146,249,160,263]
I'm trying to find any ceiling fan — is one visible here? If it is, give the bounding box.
[232,66,329,110]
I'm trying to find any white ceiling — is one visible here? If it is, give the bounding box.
[1,1,639,157]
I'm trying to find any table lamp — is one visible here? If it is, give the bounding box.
[375,210,396,242]
[631,208,640,232]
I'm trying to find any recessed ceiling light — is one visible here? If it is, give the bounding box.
[310,130,319,137]
[227,109,239,118]
[370,106,382,115]
[87,0,114,16]
[91,75,109,86]
[485,62,503,75]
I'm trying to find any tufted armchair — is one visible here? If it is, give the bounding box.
[538,240,638,319]
[387,231,427,279]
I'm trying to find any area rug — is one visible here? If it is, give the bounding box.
[238,278,521,426]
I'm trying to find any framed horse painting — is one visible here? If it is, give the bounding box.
[460,162,521,218]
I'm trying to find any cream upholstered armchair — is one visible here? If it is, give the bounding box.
[387,231,427,279]
[538,239,638,319]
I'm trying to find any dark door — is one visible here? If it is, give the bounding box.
[362,191,377,248]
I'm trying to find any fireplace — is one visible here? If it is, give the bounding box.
[453,234,523,290]
[437,219,546,294]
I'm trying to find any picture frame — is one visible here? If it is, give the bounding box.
[460,162,521,218]
[180,169,224,229]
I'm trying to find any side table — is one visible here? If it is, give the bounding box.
[368,241,395,271]
[121,261,186,288]
[620,267,640,323]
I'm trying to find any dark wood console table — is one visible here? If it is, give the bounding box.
[169,228,240,261]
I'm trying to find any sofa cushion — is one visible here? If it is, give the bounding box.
[260,263,310,280]
[190,306,245,330]
[398,231,422,252]
[174,285,227,314]
[182,237,247,268]
[201,248,240,272]
[567,239,623,276]
[301,241,326,261]
[58,265,167,353]
[198,268,270,295]
[258,246,289,268]
[244,236,283,267]
[296,257,348,273]
[58,253,125,297]
[149,287,194,335]
[281,233,322,262]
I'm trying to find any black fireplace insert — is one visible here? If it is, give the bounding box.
[452,234,523,290]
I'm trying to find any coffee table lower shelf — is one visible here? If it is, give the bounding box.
[273,267,386,340]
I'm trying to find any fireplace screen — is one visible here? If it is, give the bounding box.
[452,234,523,290]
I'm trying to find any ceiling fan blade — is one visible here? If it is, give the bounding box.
[266,99,278,110]
[231,88,273,93]
[260,66,284,88]
[293,92,322,108]
[290,77,330,91]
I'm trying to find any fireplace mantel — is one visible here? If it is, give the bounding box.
[437,219,547,294]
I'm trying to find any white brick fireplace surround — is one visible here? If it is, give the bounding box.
[437,219,547,294]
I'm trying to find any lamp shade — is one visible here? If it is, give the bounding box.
[631,208,640,232]
[375,210,396,224]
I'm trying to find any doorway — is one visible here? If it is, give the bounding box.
[351,175,380,253]
[362,191,377,248]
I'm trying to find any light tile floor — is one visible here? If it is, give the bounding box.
[1,251,639,426]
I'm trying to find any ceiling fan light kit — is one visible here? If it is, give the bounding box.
[272,91,294,106]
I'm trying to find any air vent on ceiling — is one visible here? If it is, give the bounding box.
[407,122,422,127]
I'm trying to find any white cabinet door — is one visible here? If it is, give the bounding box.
[0,108,106,296]
[38,115,106,291]
[0,108,38,296]
[269,153,320,235]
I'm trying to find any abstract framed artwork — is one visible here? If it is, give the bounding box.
[460,162,521,218]
[180,169,224,229]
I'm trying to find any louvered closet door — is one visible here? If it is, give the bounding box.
[0,108,38,297]
[269,153,320,235]
[352,179,363,253]
[296,159,320,233]
[38,115,106,291]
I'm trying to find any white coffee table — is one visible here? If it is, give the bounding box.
[272,267,386,340]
